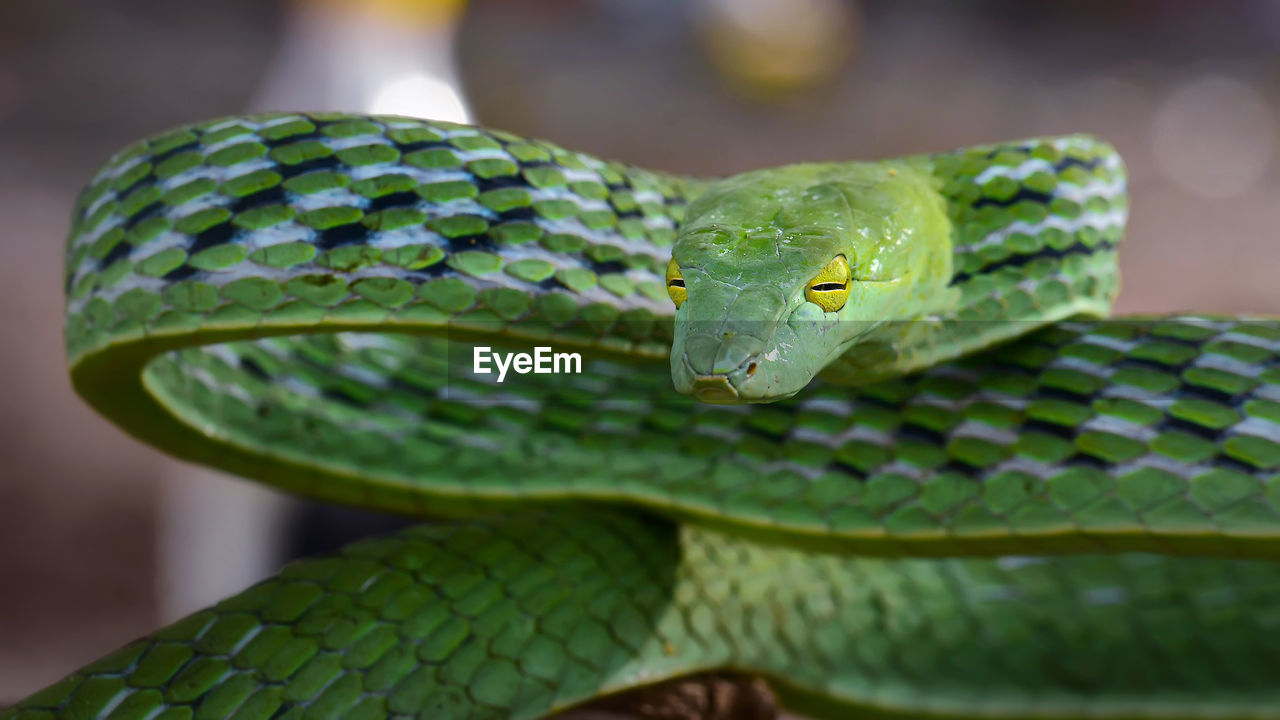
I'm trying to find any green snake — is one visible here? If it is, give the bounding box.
[7,112,1280,720]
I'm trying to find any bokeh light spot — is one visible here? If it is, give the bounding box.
[1152,74,1275,198]
[369,73,470,124]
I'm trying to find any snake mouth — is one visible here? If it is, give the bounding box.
[689,374,740,404]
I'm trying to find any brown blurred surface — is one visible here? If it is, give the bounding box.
[2,0,1279,705]
[0,0,280,696]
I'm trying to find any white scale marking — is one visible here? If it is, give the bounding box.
[798,397,855,417]
[1192,352,1266,378]
[960,207,1129,254]
[1112,454,1211,481]
[1072,333,1138,353]
[949,420,1019,446]
[1082,414,1158,443]
[1045,354,1116,378]
[280,376,322,398]
[333,362,392,389]
[973,158,1056,185]
[1218,330,1280,353]
[1232,417,1280,441]
[1083,587,1127,605]
[996,555,1045,570]
[790,423,894,449]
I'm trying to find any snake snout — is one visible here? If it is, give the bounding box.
[683,332,765,374]
[712,334,764,376]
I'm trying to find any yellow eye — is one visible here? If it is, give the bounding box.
[666,258,687,308]
[805,255,851,313]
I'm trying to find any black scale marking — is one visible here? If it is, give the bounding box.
[1156,417,1229,443]
[100,240,133,268]
[162,264,199,282]
[591,260,627,275]
[149,141,200,165]
[277,156,342,179]
[896,422,948,445]
[972,187,1056,210]
[190,222,237,254]
[230,187,287,214]
[368,191,421,213]
[122,200,165,231]
[1021,420,1079,441]
[949,240,1119,286]
[498,207,538,222]
[316,223,372,250]
[447,234,499,253]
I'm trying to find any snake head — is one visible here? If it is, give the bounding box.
[669,161,952,404]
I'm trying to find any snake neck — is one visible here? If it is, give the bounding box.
[820,134,1128,386]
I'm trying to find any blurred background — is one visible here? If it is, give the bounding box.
[2,0,1279,707]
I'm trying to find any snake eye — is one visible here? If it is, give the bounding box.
[666,258,687,308]
[805,255,851,313]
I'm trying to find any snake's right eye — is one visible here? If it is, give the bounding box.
[805,255,851,313]
[666,258,687,308]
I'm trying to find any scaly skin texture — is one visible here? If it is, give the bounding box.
[6,113,1280,719]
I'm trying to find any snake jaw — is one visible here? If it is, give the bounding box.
[680,350,794,405]
[689,374,740,404]
[676,350,759,404]
[677,352,738,403]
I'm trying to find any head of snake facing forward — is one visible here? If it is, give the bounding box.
[667,160,956,404]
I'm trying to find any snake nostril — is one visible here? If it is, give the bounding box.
[746,362,758,377]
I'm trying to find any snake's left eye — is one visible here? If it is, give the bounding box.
[666,258,687,308]
[805,255,851,313]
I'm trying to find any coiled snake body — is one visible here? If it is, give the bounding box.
[7,113,1280,719]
